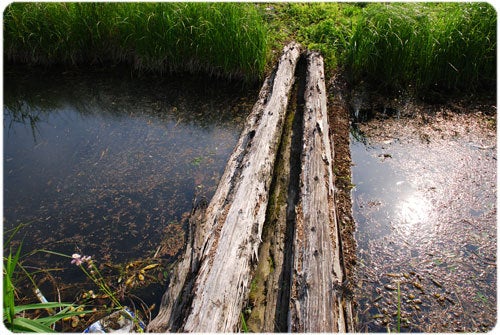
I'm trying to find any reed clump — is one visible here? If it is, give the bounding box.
[4,3,496,94]
[263,2,496,95]
[346,2,496,93]
[3,2,268,81]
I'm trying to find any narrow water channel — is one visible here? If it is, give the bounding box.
[3,68,257,303]
[350,106,496,332]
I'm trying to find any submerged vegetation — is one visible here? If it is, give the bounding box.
[3,2,496,93]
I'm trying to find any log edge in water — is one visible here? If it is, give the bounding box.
[147,41,301,333]
[289,51,348,332]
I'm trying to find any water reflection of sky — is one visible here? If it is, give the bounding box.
[350,119,496,332]
[396,192,433,237]
[3,71,255,270]
[350,139,426,244]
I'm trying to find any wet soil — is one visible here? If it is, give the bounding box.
[328,72,358,293]
[345,90,496,332]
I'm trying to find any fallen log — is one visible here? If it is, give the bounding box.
[242,54,307,332]
[289,51,349,332]
[244,55,305,332]
[147,42,301,333]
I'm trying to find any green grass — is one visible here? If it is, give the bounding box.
[3,2,268,81]
[3,2,496,93]
[260,3,361,70]
[346,2,496,93]
[262,2,496,95]
[3,240,95,332]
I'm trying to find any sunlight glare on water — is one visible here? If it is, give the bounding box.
[350,110,496,332]
[396,193,431,229]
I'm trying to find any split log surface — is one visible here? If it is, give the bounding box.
[147,42,301,333]
[289,51,348,332]
[245,72,303,331]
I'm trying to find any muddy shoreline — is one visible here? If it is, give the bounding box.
[328,72,358,297]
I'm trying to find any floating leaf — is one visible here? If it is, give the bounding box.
[141,263,159,271]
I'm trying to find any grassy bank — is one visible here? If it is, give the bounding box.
[3,2,496,93]
[3,2,268,81]
[347,2,496,93]
[264,2,496,95]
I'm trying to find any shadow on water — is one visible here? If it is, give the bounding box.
[3,68,259,310]
[349,98,496,332]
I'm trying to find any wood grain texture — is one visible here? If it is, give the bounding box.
[289,51,347,332]
[147,42,301,333]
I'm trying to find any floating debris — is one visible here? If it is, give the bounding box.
[4,69,257,331]
[351,101,496,332]
[83,307,146,333]
[384,284,398,291]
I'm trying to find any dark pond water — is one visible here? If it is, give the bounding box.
[350,109,496,332]
[3,69,256,283]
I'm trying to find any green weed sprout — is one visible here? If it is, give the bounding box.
[3,244,94,332]
[68,252,144,332]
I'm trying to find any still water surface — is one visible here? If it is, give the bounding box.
[351,111,496,332]
[4,69,255,272]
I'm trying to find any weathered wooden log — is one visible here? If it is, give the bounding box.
[244,77,302,332]
[244,55,306,332]
[289,51,348,332]
[147,42,301,333]
[146,198,208,332]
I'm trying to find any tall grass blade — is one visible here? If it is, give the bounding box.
[4,2,268,81]
[12,317,57,333]
[397,281,401,332]
[12,302,74,314]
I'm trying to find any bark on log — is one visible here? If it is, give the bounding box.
[289,51,348,332]
[147,42,301,333]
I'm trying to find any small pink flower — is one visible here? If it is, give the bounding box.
[71,253,92,266]
[83,256,94,269]
[71,253,83,266]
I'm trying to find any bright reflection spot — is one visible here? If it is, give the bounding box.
[397,194,430,226]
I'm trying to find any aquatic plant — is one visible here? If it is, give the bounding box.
[3,243,94,332]
[3,2,268,81]
[3,223,143,332]
[69,253,122,309]
[67,252,146,332]
[240,312,249,332]
[397,281,401,333]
